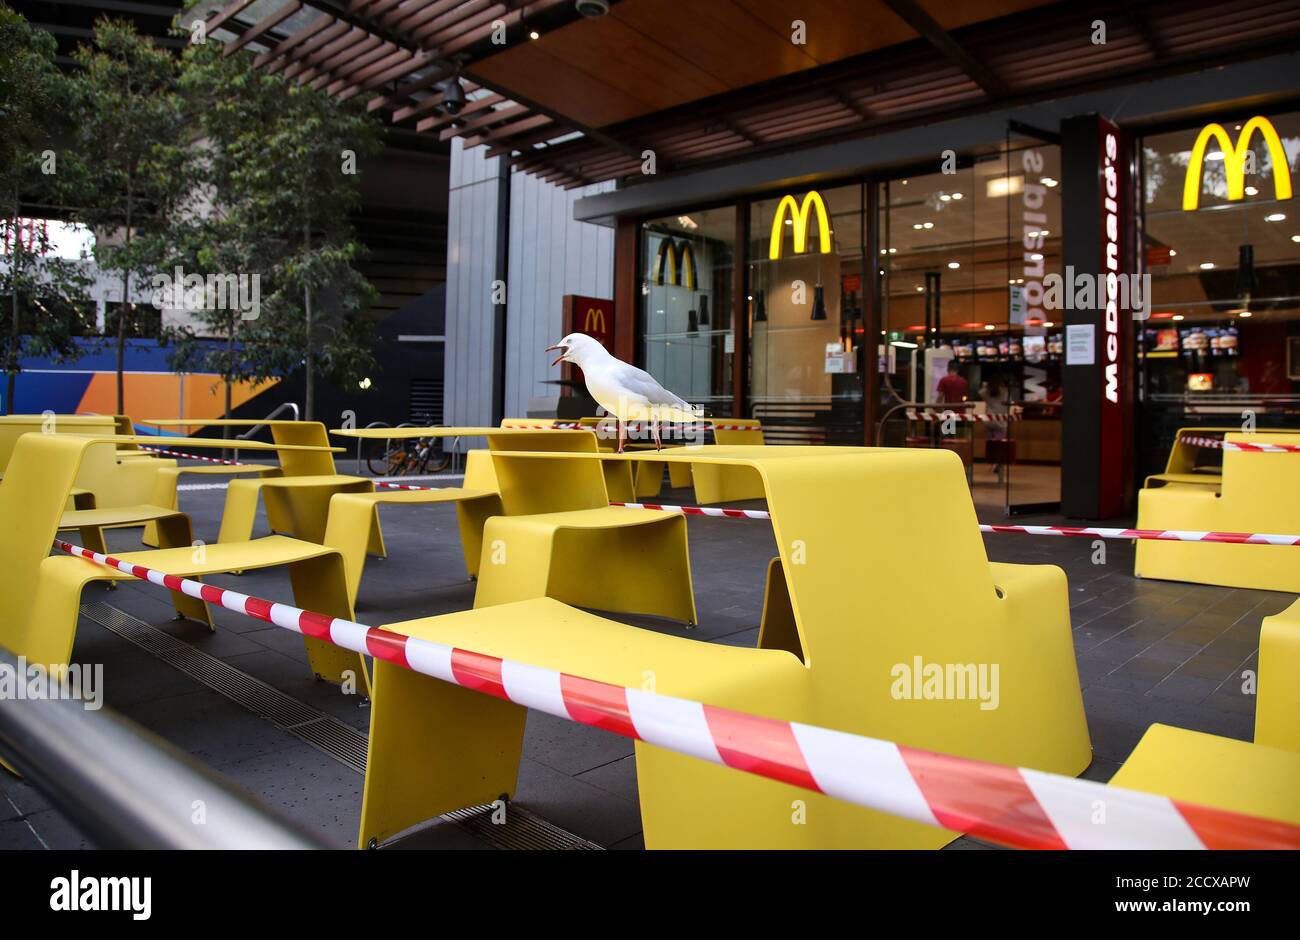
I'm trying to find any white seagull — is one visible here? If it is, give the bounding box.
[546,333,697,452]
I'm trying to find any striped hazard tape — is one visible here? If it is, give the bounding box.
[1179,435,1300,454]
[612,503,1300,545]
[49,538,1300,849]
[906,408,1019,423]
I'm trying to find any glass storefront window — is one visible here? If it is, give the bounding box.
[748,184,865,443]
[1139,111,1300,471]
[639,208,734,416]
[878,143,1063,510]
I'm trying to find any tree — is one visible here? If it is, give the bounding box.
[60,17,190,414]
[0,4,93,414]
[230,70,382,420]
[166,30,381,422]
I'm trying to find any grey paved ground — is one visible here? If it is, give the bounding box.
[2,465,1290,850]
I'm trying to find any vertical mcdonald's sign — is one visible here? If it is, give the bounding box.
[769,191,833,260]
[562,294,615,395]
[1182,116,1293,211]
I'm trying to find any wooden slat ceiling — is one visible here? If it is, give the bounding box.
[201,0,1300,189]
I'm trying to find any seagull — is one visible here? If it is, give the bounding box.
[546,333,697,452]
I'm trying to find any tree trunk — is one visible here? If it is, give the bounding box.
[302,211,313,421]
[6,190,20,415]
[118,173,134,415]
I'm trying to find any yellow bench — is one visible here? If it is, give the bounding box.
[0,414,177,512]
[1135,428,1300,592]
[326,426,695,623]
[358,445,1090,848]
[0,433,362,691]
[145,419,382,557]
[1142,426,1231,490]
[501,417,767,503]
[1108,597,1300,828]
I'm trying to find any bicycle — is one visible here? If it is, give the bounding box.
[366,435,451,476]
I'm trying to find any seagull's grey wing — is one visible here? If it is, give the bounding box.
[613,362,692,409]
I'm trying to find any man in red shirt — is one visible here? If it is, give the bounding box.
[936,360,968,403]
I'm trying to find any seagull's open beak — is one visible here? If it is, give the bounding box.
[545,343,567,368]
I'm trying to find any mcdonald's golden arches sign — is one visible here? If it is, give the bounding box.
[653,236,697,290]
[769,191,833,260]
[1183,116,1293,211]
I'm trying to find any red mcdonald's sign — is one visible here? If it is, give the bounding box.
[562,294,616,394]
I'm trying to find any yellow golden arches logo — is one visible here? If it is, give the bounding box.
[653,237,697,290]
[1182,116,1293,211]
[769,191,832,260]
[583,306,606,333]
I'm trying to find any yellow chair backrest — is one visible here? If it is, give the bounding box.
[0,415,117,472]
[0,433,108,633]
[1164,426,1237,475]
[269,422,338,476]
[713,418,765,445]
[1220,430,1300,530]
[484,430,608,516]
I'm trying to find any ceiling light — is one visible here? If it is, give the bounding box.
[912,223,923,230]
[1205,151,1224,162]
[1292,235,1300,243]
[987,177,1022,198]
[983,324,996,331]
[923,221,933,229]
[1172,314,1184,321]
[529,30,540,39]
[890,340,918,349]
[1043,321,1054,327]
[940,194,951,202]
[1039,177,1058,188]
[1199,262,1215,270]
[1029,253,1043,261]
[888,247,896,253]
[1265,213,1286,222]
[950,192,963,200]
[1169,249,1177,256]
[947,261,960,269]
[915,286,924,292]
[1245,186,1259,196]
[1237,310,1252,318]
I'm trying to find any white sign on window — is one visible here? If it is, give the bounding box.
[1066,324,1096,365]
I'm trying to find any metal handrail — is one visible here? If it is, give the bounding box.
[236,401,301,441]
[0,645,328,849]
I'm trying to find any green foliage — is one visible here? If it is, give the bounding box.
[58,16,192,411]
[0,2,93,413]
[167,31,383,418]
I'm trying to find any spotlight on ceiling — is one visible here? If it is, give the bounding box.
[575,0,610,16]
[437,76,466,115]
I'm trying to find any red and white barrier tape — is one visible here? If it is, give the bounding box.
[507,422,756,433]
[143,446,246,465]
[48,537,1300,849]
[1179,435,1300,454]
[906,408,1018,424]
[612,502,1300,545]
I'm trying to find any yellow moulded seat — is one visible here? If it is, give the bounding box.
[0,433,364,691]
[1135,428,1300,592]
[471,428,697,626]
[1141,425,1229,490]
[0,414,178,512]
[358,445,1090,849]
[145,419,383,557]
[1108,598,1300,827]
[499,418,637,501]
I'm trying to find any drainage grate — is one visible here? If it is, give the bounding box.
[80,602,602,849]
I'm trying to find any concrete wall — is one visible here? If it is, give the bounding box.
[443,137,614,426]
